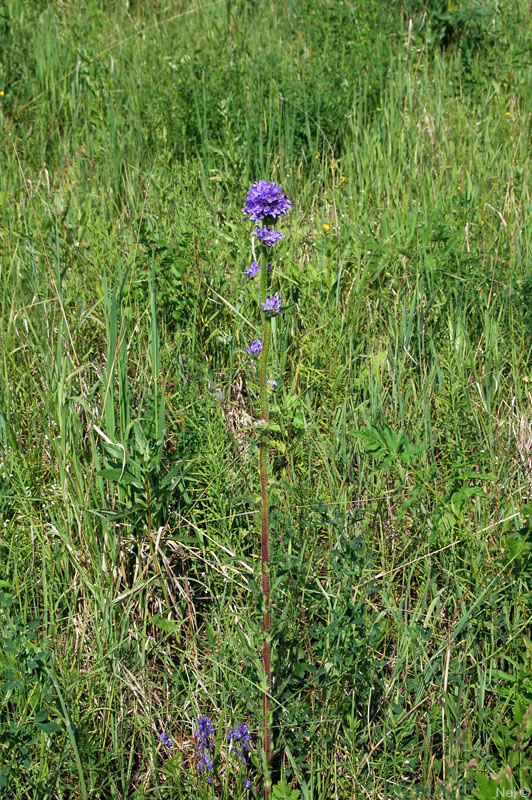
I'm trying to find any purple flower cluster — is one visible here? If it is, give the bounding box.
[253,227,284,247]
[261,295,283,313]
[227,723,251,765]
[243,262,273,278]
[190,715,253,790]
[246,339,263,356]
[243,261,261,278]
[242,180,291,221]
[194,716,215,784]
[160,732,172,756]
[243,180,289,250]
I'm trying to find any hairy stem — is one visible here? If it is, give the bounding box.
[258,247,272,799]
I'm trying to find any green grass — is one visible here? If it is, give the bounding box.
[1,0,532,797]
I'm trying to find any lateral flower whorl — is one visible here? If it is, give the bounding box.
[252,227,284,247]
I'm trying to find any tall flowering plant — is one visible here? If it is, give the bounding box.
[242,180,291,800]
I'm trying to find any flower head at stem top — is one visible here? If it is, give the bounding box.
[253,227,284,247]
[261,295,283,314]
[246,339,263,356]
[242,180,291,221]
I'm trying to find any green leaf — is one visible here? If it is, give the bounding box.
[150,615,182,634]
[158,461,187,489]
[205,623,216,647]
[272,777,301,800]
[100,441,126,461]
[35,710,60,734]
[292,414,305,430]
[97,468,143,489]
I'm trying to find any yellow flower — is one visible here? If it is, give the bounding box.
[314,151,320,159]
[506,111,511,117]
[340,175,347,182]
[0,91,4,97]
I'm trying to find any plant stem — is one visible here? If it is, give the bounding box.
[258,247,272,799]
[145,481,171,610]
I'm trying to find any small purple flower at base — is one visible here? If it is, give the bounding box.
[244,779,251,789]
[243,261,261,278]
[198,751,214,783]
[261,295,283,313]
[242,181,291,221]
[267,378,278,390]
[253,227,284,247]
[195,716,214,748]
[246,339,263,355]
[227,723,251,765]
[160,732,173,755]
[194,716,215,783]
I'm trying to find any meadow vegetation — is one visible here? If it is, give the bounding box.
[1,0,532,797]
